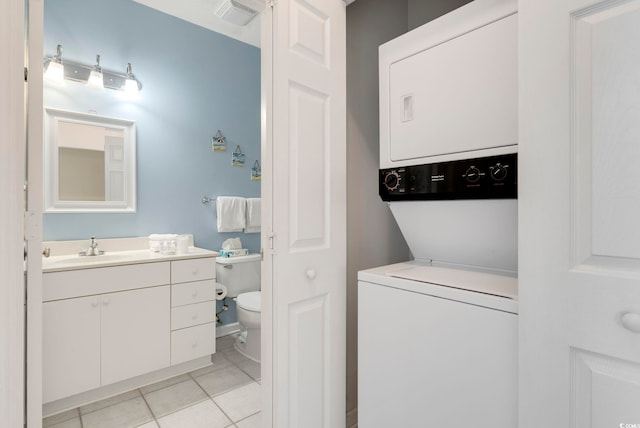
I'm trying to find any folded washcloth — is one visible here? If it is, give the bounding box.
[245,198,261,233]
[216,196,246,232]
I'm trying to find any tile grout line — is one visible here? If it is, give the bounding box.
[188,369,239,424]
[137,387,160,428]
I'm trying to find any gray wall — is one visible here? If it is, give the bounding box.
[346,0,478,423]
[408,0,473,31]
[346,0,410,420]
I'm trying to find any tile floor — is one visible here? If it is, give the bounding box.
[43,334,261,428]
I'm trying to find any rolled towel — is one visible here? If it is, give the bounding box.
[216,196,246,232]
[245,198,261,233]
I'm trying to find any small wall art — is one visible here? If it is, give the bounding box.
[232,145,246,167]
[212,130,226,152]
[251,160,261,181]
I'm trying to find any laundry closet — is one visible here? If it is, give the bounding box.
[358,0,519,426]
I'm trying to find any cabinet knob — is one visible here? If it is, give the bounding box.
[191,291,198,298]
[192,313,198,320]
[91,298,100,308]
[305,268,317,280]
[191,269,199,276]
[192,341,198,348]
[621,312,640,334]
[102,297,110,306]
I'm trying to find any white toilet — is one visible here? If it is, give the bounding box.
[215,254,261,362]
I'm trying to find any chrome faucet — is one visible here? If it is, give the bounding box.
[79,237,104,256]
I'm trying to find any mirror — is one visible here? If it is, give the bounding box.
[44,108,136,213]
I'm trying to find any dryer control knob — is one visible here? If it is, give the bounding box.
[383,171,401,191]
[490,164,508,181]
[464,166,481,183]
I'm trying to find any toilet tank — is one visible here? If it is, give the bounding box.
[215,254,261,297]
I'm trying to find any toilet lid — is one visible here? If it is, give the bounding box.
[237,291,261,312]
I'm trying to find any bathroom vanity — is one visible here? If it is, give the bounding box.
[41,237,218,413]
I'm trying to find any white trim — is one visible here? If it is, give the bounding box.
[260,3,274,428]
[216,322,241,337]
[26,1,45,426]
[0,0,26,426]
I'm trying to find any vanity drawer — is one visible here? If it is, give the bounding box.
[171,257,215,284]
[171,280,216,307]
[171,301,215,330]
[43,262,171,302]
[171,322,216,365]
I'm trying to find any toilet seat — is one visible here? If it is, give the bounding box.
[236,291,261,312]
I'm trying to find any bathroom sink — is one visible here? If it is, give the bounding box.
[50,254,134,265]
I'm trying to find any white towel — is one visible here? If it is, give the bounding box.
[216,197,246,232]
[245,198,261,233]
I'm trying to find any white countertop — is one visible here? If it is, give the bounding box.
[42,236,220,272]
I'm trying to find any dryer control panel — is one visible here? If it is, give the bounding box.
[379,153,517,201]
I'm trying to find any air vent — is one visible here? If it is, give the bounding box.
[215,0,264,26]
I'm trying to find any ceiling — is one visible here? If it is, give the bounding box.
[133,0,262,47]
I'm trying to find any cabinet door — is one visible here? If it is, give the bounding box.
[100,286,170,385]
[43,296,101,403]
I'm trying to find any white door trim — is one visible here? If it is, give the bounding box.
[26,0,44,426]
[0,0,26,426]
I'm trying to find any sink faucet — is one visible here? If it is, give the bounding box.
[79,237,104,256]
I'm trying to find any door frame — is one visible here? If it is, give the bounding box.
[0,0,27,426]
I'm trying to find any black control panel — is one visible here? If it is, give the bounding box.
[379,153,517,201]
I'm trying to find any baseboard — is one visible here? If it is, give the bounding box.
[217,322,240,338]
[43,356,212,418]
[347,407,358,428]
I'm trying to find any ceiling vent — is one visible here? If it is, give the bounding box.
[215,0,265,26]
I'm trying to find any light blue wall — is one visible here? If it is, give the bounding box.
[43,0,261,258]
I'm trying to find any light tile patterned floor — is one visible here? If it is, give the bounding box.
[43,334,261,428]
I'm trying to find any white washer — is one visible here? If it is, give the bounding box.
[358,261,517,428]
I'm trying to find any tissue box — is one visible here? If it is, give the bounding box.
[219,248,249,258]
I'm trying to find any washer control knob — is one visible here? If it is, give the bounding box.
[464,166,481,183]
[383,171,401,191]
[490,164,508,181]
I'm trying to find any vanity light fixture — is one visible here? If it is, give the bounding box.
[86,55,105,90]
[43,44,65,84]
[43,44,143,93]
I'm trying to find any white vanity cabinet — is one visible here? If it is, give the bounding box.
[169,258,217,365]
[43,262,171,403]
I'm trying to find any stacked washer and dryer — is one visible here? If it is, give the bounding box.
[358,0,519,427]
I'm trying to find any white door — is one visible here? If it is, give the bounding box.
[263,0,346,426]
[520,0,640,427]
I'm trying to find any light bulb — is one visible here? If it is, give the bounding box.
[44,61,64,84]
[86,69,104,89]
[86,54,104,90]
[124,78,139,96]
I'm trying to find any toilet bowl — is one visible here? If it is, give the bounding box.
[215,254,261,363]
[235,290,261,362]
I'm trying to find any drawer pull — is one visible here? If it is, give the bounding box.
[192,313,198,320]
[191,269,199,276]
[192,291,198,298]
[621,312,640,334]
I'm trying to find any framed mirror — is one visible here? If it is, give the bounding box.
[44,108,137,213]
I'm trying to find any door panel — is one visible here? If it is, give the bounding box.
[520,0,640,426]
[266,0,346,426]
